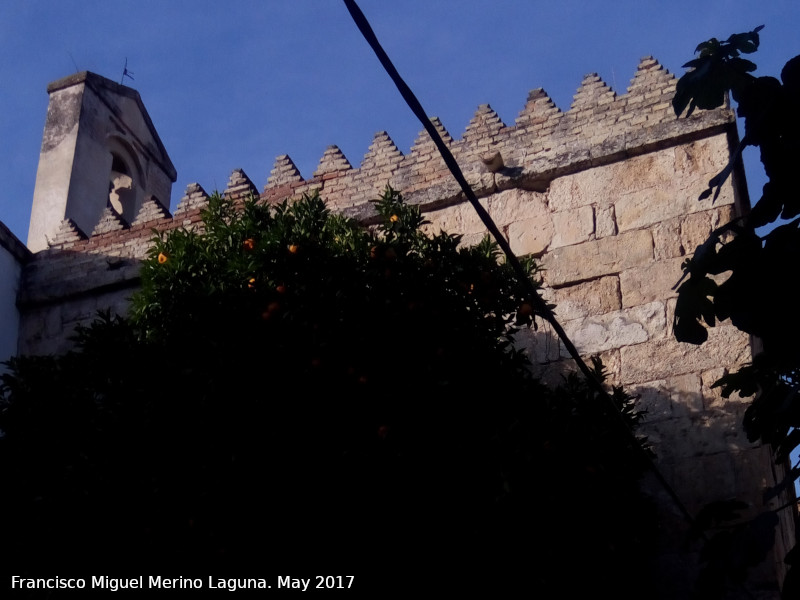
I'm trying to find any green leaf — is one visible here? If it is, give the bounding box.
[729,57,757,73]
[726,27,763,54]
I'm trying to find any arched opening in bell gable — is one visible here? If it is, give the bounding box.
[106,137,144,225]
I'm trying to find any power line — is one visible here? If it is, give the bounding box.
[342,0,707,555]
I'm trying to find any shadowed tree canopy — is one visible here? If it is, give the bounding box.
[1,188,653,594]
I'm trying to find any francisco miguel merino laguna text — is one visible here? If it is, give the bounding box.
[11,575,354,591]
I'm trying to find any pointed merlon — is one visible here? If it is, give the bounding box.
[462,104,505,143]
[515,88,561,127]
[132,196,171,226]
[313,145,353,178]
[569,73,616,111]
[626,56,675,95]
[410,117,453,155]
[224,168,259,200]
[267,154,304,188]
[47,218,86,248]
[175,182,209,213]
[360,131,404,170]
[92,207,127,236]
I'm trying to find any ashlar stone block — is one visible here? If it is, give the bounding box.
[701,367,748,411]
[508,214,554,256]
[560,300,666,356]
[595,205,617,238]
[542,275,621,321]
[668,373,705,418]
[541,229,653,286]
[548,143,686,214]
[635,372,704,425]
[680,211,713,254]
[615,174,734,234]
[550,205,595,249]
[514,323,561,364]
[424,200,489,237]
[619,256,686,308]
[633,379,673,423]
[619,325,752,385]
[548,166,610,213]
[652,217,683,260]
[486,188,549,227]
[673,135,732,190]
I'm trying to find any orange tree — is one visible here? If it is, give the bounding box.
[1,188,652,592]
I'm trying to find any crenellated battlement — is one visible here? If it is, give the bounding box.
[19,55,737,351]
[34,56,733,260]
[256,56,729,214]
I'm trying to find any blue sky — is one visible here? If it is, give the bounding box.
[0,1,798,244]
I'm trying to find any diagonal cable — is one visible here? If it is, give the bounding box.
[342,0,703,543]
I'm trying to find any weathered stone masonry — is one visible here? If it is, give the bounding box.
[15,58,796,597]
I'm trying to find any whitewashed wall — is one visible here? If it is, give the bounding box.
[0,222,26,371]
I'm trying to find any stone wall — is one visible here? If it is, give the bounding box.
[16,57,795,597]
[0,221,28,370]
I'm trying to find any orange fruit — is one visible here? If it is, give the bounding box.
[157,252,168,264]
[518,302,534,317]
[261,301,281,320]
[242,238,255,251]
[288,244,299,254]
